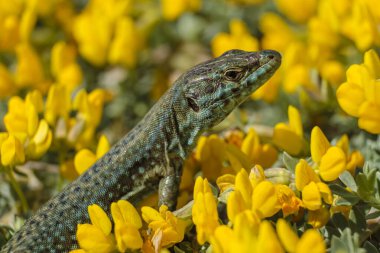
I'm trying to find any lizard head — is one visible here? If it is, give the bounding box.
[179,49,281,129]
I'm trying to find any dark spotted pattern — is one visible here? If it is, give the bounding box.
[1,50,281,252]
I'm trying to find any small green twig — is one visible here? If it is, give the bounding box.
[6,166,29,214]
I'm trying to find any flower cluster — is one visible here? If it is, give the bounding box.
[0,0,379,252]
[70,200,187,253]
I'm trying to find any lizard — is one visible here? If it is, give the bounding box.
[1,49,281,252]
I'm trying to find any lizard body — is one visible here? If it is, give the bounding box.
[1,49,281,252]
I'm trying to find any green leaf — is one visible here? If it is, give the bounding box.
[340,171,358,192]
[330,228,366,253]
[331,213,348,231]
[363,241,379,253]
[365,210,380,219]
[330,184,360,205]
[349,207,367,234]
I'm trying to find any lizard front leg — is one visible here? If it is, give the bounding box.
[158,158,183,210]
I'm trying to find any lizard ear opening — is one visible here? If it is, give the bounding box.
[186,96,200,112]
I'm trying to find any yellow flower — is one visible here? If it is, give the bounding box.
[14,43,46,91]
[275,184,303,217]
[26,119,53,159]
[75,200,143,253]
[273,105,305,156]
[4,90,52,160]
[73,0,138,67]
[310,126,347,181]
[337,49,380,134]
[142,205,187,251]
[211,215,283,253]
[277,219,326,253]
[319,60,345,86]
[0,15,20,51]
[341,0,379,51]
[336,135,364,174]
[260,13,295,52]
[227,169,281,221]
[252,180,281,218]
[51,41,83,92]
[241,128,278,168]
[274,0,317,23]
[308,207,330,228]
[108,17,142,68]
[295,159,332,210]
[44,84,71,126]
[73,89,113,148]
[73,11,110,66]
[161,0,201,21]
[75,204,116,253]
[111,200,143,251]
[195,135,228,180]
[74,135,110,175]
[0,134,25,166]
[0,64,16,98]
[192,177,219,244]
[295,229,326,253]
[211,19,259,57]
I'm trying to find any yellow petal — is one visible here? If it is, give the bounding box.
[347,151,365,174]
[96,135,110,158]
[227,190,248,222]
[1,134,25,166]
[256,220,284,253]
[74,149,97,175]
[295,159,320,191]
[252,181,281,218]
[288,106,303,137]
[336,66,366,117]
[235,169,252,207]
[28,129,53,159]
[316,182,333,204]
[225,144,253,172]
[358,101,380,134]
[310,126,330,164]
[216,174,235,193]
[249,165,265,188]
[241,128,260,157]
[276,219,299,253]
[141,206,164,223]
[301,182,321,210]
[25,90,43,113]
[32,119,50,144]
[88,204,112,235]
[211,225,235,253]
[256,143,278,168]
[336,134,349,156]
[76,224,116,253]
[308,207,330,228]
[319,146,346,181]
[114,222,143,251]
[273,123,304,155]
[111,200,142,229]
[26,104,38,136]
[363,49,380,79]
[296,229,326,253]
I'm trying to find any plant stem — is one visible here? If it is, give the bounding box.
[6,167,29,214]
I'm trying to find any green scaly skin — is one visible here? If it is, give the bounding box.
[1,49,281,252]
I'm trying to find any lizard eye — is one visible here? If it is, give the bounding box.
[186,96,200,112]
[224,68,244,81]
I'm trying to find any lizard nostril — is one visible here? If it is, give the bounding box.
[268,55,274,59]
